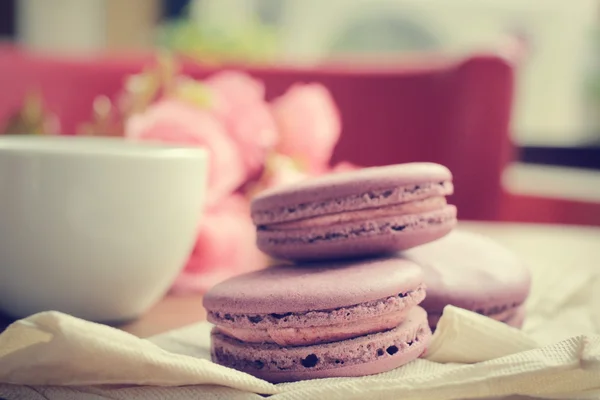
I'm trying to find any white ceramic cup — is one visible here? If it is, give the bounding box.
[0,135,208,322]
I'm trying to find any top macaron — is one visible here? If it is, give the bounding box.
[251,162,457,261]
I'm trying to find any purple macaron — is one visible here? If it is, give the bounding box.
[403,230,532,330]
[203,256,431,383]
[251,162,457,261]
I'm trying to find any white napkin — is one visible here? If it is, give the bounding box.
[0,223,598,400]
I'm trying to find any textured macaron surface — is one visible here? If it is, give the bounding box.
[251,162,453,226]
[203,256,424,316]
[211,306,431,383]
[204,257,426,348]
[251,163,456,261]
[403,230,531,319]
[256,206,456,261]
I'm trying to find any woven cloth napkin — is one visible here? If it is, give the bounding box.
[0,224,599,400]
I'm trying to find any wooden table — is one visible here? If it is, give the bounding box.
[0,293,209,338]
[120,293,207,337]
[1,221,599,337]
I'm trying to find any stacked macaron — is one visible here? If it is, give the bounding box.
[204,257,431,383]
[251,163,456,261]
[204,162,531,382]
[204,163,458,382]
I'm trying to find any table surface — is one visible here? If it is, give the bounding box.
[1,221,599,338]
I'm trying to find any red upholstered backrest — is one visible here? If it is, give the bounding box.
[0,48,516,221]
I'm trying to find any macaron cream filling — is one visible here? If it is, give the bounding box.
[261,196,448,231]
[208,283,426,346]
[211,306,432,378]
[257,206,457,249]
[216,308,410,346]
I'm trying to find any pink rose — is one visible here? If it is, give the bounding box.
[206,71,278,178]
[497,32,531,63]
[264,155,310,188]
[170,195,267,294]
[263,154,310,186]
[125,99,246,206]
[206,70,266,104]
[271,84,341,173]
[331,161,362,173]
[246,154,310,197]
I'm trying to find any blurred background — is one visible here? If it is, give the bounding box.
[1,0,599,227]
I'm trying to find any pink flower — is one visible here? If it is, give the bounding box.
[206,71,278,178]
[271,84,341,173]
[264,155,310,188]
[206,70,266,105]
[246,154,310,198]
[125,99,246,206]
[331,161,362,173]
[170,195,267,294]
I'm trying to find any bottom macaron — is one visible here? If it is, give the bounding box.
[211,306,431,383]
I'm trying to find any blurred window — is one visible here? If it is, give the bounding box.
[0,0,16,38]
[163,0,190,19]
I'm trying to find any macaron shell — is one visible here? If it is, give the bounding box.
[257,206,457,261]
[253,163,451,210]
[404,230,531,315]
[266,196,448,231]
[504,305,526,329]
[252,167,453,226]
[428,304,526,330]
[207,284,426,331]
[203,256,424,314]
[216,308,411,346]
[247,334,429,383]
[211,306,431,383]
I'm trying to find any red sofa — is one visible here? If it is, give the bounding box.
[2,46,598,226]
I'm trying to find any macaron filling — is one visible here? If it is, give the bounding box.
[260,196,448,231]
[252,180,453,226]
[257,207,457,247]
[208,283,426,330]
[211,306,431,377]
[216,308,410,346]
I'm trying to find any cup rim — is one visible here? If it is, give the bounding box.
[0,135,208,160]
